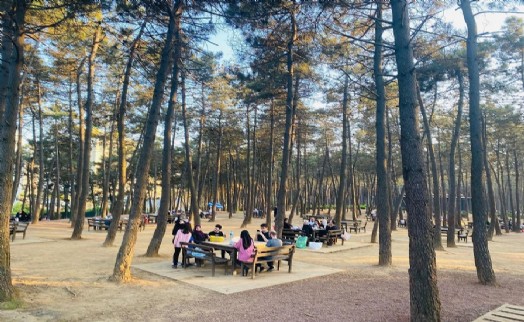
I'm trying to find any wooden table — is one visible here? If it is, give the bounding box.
[200,241,238,275]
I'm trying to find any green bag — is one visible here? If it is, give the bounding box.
[296,236,307,248]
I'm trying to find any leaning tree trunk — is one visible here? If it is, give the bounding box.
[447,69,464,247]
[111,4,178,282]
[390,0,441,320]
[72,26,102,239]
[103,20,146,247]
[373,2,392,265]
[460,0,497,285]
[417,83,443,251]
[146,15,181,256]
[0,0,25,301]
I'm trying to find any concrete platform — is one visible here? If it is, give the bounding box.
[134,260,342,294]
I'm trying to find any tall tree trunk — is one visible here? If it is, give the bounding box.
[390,0,441,320]
[32,79,45,224]
[103,20,147,246]
[211,112,223,221]
[146,14,181,256]
[101,114,115,219]
[482,114,500,238]
[373,2,391,265]
[447,69,464,247]
[460,0,497,285]
[71,57,86,227]
[265,99,275,227]
[0,0,26,301]
[68,75,75,221]
[513,149,521,233]
[111,3,179,282]
[417,84,443,250]
[335,74,349,226]
[180,69,200,225]
[11,91,23,206]
[72,25,102,239]
[276,8,297,237]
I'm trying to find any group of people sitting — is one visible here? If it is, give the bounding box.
[300,216,338,240]
[171,215,227,268]
[172,217,283,275]
[235,223,281,274]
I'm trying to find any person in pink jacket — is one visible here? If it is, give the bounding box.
[173,222,192,268]
[234,230,255,275]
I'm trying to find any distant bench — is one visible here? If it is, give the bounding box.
[10,222,29,241]
[317,229,344,246]
[240,244,295,279]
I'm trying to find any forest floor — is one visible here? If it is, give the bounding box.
[2,212,524,322]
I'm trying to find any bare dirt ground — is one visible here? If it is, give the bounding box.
[2,213,524,322]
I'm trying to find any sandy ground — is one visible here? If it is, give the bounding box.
[2,212,524,322]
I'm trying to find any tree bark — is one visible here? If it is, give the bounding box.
[390,0,441,319]
[181,69,200,225]
[276,7,297,237]
[373,1,391,265]
[111,3,178,282]
[417,84,443,250]
[0,0,26,301]
[447,69,464,247]
[146,13,181,256]
[103,19,147,247]
[460,0,497,285]
[72,25,102,239]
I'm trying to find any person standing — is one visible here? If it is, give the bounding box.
[173,222,192,268]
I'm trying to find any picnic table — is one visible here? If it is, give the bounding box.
[200,241,238,275]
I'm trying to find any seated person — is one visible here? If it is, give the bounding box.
[192,224,208,244]
[234,230,255,275]
[308,216,318,229]
[283,218,293,230]
[256,223,271,242]
[301,220,314,240]
[208,224,226,257]
[263,230,282,272]
[208,224,224,237]
[326,219,338,231]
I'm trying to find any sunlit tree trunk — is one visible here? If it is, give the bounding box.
[111,3,179,282]
[103,20,146,246]
[146,14,181,256]
[0,0,26,301]
[72,25,102,239]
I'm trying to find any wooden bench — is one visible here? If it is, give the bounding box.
[180,242,230,276]
[317,229,344,246]
[282,229,302,243]
[11,222,29,241]
[349,221,367,233]
[398,219,407,228]
[240,244,295,279]
[457,229,469,242]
